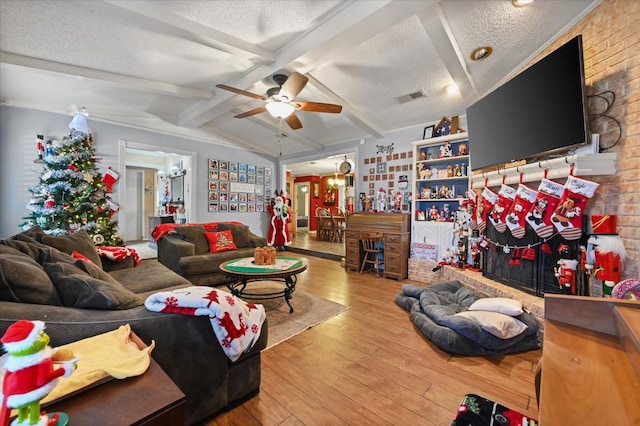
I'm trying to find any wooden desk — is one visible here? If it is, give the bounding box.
[539,295,640,425]
[46,359,186,425]
[345,213,410,280]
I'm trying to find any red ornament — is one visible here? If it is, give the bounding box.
[67,164,79,172]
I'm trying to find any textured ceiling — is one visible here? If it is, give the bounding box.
[0,0,601,176]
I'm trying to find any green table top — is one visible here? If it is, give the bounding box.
[222,256,304,274]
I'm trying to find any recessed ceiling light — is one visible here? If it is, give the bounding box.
[512,0,534,6]
[445,84,459,94]
[470,46,493,61]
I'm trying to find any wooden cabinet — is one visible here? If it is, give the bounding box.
[345,213,410,280]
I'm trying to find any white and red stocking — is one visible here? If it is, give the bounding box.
[525,177,565,238]
[488,184,516,233]
[102,167,120,192]
[467,185,479,230]
[106,199,120,219]
[506,183,538,239]
[551,175,599,240]
[477,186,498,233]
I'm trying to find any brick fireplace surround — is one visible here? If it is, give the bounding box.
[408,259,545,339]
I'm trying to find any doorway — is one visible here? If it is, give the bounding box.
[124,169,143,241]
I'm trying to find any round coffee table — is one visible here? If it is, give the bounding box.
[220,256,308,313]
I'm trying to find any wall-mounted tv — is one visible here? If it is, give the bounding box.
[467,35,589,171]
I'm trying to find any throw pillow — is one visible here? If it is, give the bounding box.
[74,259,121,285]
[468,297,524,317]
[174,225,209,254]
[39,230,103,269]
[0,251,63,305]
[204,230,238,253]
[455,310,528,339]
[44,262,141,310]
[216,223,252,248]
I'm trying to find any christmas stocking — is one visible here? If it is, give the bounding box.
[467,188,479,230]
[106,199,120,219]
[477,187,498,233]
[506,184,538,239]
[525,178,565,238]
[488,184,516,233]
[102,167,120,192]
[551,175,599,240]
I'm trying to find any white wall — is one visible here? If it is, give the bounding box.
[0,106,276,239]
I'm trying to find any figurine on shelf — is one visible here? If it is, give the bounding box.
[439,185,449,199]
[1,320,78,426]
[454,164,461,177]
[36,135,44,161]
[419,150,427,161]
[447,164,454,177]
[439,141,453,158]
[428,205,439,221]
[458,143,468,156]
[418,163,431,180]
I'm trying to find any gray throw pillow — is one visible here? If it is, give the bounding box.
[39,230,103,269]
[174,225,209,254]
[0,251,63,305]
[44,262,141,310]
[216,223,252,248]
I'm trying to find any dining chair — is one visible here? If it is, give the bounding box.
[360,232,384,277]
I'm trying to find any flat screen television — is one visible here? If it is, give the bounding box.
[467,35,589,171]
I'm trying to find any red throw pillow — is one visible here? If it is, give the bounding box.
[204,230,237,253]
[72,250,96,265]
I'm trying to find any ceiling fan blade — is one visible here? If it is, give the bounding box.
[293,101,343,114]
[284,112,303,130]
[216,84,265,100]
[234,106,266,118]
[279,72,308,101]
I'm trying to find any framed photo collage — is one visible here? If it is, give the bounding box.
[207,159,272,213]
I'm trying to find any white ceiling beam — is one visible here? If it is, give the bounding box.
[416,4,480,104]
[0,51,214,100]
[305,73,385,138]
[102,0,274,64]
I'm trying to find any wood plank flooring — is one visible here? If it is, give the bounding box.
[208,253,542,426]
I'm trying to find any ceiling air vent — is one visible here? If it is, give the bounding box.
[398,89,428,104]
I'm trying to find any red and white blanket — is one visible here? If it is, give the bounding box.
[144,286,265,361]
[96,246,141,265]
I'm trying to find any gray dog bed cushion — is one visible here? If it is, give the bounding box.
[395,280,541,356]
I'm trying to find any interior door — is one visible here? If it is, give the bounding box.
[125,169,143,241]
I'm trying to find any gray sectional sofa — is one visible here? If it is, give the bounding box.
[157,222,267,286]
[0,227,268,425]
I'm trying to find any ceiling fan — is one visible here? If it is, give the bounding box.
[216,72,342,130]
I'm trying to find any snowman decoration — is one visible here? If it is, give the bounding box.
[1,320,78,426]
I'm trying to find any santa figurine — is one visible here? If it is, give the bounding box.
[267,195,291,251]
[1,320,78,426]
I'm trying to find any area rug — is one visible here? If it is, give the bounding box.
[238,282,349,350]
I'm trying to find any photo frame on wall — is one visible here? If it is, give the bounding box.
[423,125,435,139]
[207,158,268,213]
[313,182,320,198]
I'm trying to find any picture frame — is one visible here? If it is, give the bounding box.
[219,161,228,171]
[423,125,435,139]
[229,162,238,173]
[208,159,218,169]
[208,202,218,212]
[313,182,320,198]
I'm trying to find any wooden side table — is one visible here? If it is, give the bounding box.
[45,359,185,425]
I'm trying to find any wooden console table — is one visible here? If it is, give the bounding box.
[45,359,185,425]
[345,213,410,280]
[539,295,640,425]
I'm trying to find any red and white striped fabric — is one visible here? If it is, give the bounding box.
[96,246,141,265]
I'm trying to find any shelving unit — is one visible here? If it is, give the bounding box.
[411,132,470,261]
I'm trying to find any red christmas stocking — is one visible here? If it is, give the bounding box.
[488,184,516,233]
[506,184,538,239]
[551,175,599,240]
[467,188,479,230]
[477,187,498,233]
[525,178,565,238]
[102,167,120,192]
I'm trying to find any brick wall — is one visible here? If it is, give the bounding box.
[531,0,640,280]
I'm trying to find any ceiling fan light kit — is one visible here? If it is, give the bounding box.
[216,72,342,130]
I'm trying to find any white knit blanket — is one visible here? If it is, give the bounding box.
[145,286,265,362]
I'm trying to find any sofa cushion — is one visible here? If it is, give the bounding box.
[109,259,190,294]
[0,238,47,261]
[0,249,63,305]
[39,230,103,269]
[44,262,141,309]
[175,226,209,254]
[216,223,252,248]
[204,230,238,253]
[75,259,122,285]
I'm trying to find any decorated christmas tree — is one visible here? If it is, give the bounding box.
[22,112,124,246]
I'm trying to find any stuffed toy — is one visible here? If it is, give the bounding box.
[1,320,78,426]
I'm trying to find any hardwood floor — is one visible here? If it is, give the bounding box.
[208,253,542,426]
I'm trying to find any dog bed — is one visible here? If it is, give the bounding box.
[395,280,541,356]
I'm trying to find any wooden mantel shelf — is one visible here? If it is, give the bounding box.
[539,295,640,425]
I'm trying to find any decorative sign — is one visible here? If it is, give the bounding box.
[376,143,394,154]
[230,182,255,193]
